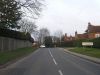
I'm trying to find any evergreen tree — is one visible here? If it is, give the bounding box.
[0,0,22,29]
[44,36,53,47]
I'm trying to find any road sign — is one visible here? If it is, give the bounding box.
[82,42,93,46]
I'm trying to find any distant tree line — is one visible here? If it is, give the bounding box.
[38,28,100,48]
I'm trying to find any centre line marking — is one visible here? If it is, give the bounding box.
[58,70,63,75]
[49,49,58,65]
[49,50,53,58]
[53,58,57,65]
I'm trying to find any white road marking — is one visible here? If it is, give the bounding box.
[49,50,53,58]
[58,70,63,75]
[49,49,63,75]
[53,58,58,65]
[49,49,58,65]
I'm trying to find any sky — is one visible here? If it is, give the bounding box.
[36,0,100,36]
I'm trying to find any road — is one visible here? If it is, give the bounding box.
[0,48,100,75]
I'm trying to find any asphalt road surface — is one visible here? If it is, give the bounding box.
[0,48,100,75]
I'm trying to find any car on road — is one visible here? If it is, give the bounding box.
[40,45,45,48]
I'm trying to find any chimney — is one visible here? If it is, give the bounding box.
[88,22,93,33]
[75,31,77,36]
[65,33,67,37]
[75,31,78,39]
[88,22,92,26]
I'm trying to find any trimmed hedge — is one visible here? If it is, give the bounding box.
[53,41,75,47]
[74,39,88,47]
[60,41,75,47]
[74,38,100,48]
[0,28,34,43]
[92,38,100,48]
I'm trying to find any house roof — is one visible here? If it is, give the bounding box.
[88,25,100,33]
[77,33,88,39]
[63,34,75,41]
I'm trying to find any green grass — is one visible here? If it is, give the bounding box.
[0,47,37,65]
[69,47,100,58]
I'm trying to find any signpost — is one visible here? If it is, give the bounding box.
[82,42,93,48]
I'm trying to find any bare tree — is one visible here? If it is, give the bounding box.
[53,30,63,45]
[32,31,39,41]
[17,0,44,19]
[38,28,50,44]
[54,30,63,40]
[18,18,37,34]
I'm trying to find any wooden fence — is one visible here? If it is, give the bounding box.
[0,36,32,52]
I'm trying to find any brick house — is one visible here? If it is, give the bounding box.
[86,22,100,38]
[63,33,75,41]
[75,22,100,39]
[75,32,88,39]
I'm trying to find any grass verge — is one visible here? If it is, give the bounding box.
[0,47,37,65]
[69,47,100,58]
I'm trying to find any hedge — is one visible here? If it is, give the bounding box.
[74,38,100,48]
[0,28,34,43]
[92,38,100,48]
[60,41,75,47]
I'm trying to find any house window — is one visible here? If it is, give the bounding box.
[95,34,100,38]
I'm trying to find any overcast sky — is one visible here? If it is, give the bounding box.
[36,0,100,36]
